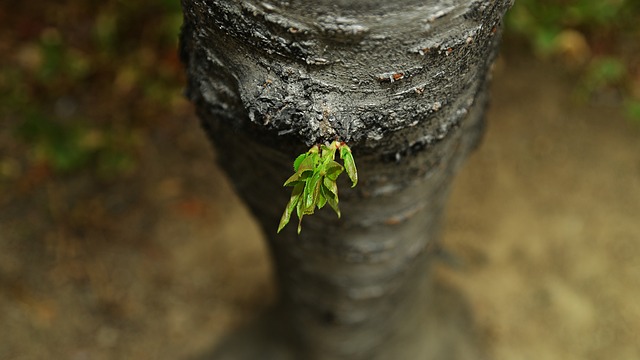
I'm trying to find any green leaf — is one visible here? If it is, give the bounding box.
[317,191,327,209]
[283,168,312,187]
[325,160,343,181]
[298,154,316,174]
[303,172,322,213]
[293,153,308,172]
[278,183,304,233]
[340,145,358,187]
[321,184,340,218]
[296,199,304,234]
[323,177,338,199]
[283,173,300,187]
[284,154,316,186]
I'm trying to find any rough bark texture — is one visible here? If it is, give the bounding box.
[180,1,511,359]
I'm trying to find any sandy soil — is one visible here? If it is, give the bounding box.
[442,54,640,360]
[1,53,639,359]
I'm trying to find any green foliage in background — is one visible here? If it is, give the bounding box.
[505,0,640,121]
[506,0,637,52]
[0,1,185,186]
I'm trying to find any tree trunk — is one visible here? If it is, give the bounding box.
[180,1,511,359]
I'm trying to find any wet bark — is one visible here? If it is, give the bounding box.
[180,0,511,359]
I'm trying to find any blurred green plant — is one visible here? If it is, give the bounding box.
[1,0,186,184]
[17,112,93,173]
[15,112,136,176]
[505,0,640,121]
[507,0,631,49]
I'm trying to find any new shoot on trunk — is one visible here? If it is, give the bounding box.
[278,141,357,234]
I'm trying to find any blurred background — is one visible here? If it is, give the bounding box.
[1,1,639,359]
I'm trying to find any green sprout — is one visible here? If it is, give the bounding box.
[278,141,358,234]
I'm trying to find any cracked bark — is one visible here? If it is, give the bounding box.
[180,0,512,359]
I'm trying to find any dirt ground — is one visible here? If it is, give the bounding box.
[1,52,639,359]
[442,54,640,360]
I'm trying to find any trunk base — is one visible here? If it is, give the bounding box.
[193,272,488,360]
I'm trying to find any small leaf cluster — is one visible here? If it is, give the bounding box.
[278,141,358,234]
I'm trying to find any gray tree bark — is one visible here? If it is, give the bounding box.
[180,1,512,359]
